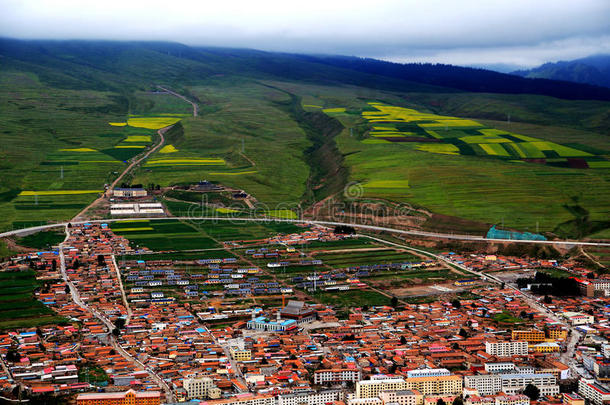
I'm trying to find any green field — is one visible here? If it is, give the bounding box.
[111,219,303,251]
[312,289,391,307]
[0,270,65,329]
[17,230,65,249]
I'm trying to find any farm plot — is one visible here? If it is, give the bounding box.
[311,289,391,308]
[314,249,420,268]
[111,220,219,251]
[354,103,600,166]
[0,270,64,329]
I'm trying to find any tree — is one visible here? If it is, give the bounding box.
[543,295,552,304]
[520,310,527,318]
[114,318,126,329]
[400,336,407,345]
[51,259,57,271]
[524,383,540,401]
[391,296,399,308]
[112,328,120,336]
[452,397,464,405]
[6,348,20,362]
[437,399,447,405]
[458,328,469,338]
[97,255,105,266]
[451,299,461,309]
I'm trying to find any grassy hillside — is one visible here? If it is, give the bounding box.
[1,39,609,239]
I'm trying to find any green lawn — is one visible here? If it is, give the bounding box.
[312,289,391,308]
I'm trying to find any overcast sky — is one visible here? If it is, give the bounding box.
[1,0,609,69]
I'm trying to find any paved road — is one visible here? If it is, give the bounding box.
[111,254,132,324]
[3,217,610,248]
[58,226,174,401]
[156,85,198,117]
[202,325,248,391]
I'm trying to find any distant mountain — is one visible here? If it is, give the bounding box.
[2,38,610,101]
[512,54,610,88]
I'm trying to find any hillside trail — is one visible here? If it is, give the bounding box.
[71,126,168,221]
[72,87,199,222]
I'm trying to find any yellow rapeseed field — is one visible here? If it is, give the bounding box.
[124,135,152,142]
[159,145,178,153]
[127,116,182,130]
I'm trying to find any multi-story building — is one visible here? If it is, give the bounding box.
[356,375,462,398]
[76,390,160,405]
[407,369,451,378]
[494,395,530,405]
[183,376,221,400]
[547,328,568,340]
[578,378,610,405]
[562,392,585,405]
[379,390,423,405]
[484,362,516,374]
[464,374,502,396]
[357,378,408,399]
[230,346,252,361]
[314,369,361,385]
[485,341,528,357]
[499,373,559,396]
[511,330,545,343]
[403,375,462,396]
[278,390,343,405]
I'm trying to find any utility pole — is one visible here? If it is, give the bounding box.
[60,165,64,179]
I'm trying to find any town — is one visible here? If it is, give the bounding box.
[0,221,608,405]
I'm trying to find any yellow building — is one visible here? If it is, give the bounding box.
[533,342,561,353]
[511,330,545,343]
[357,376,462,399]
[230,346,252,361]
[547,328,568,340]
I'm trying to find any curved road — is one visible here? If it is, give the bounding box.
[3,217,610,247]
[156,86,198,117]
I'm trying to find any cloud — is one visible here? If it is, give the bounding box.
[1,0,609,67]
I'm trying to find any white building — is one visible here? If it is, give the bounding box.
[278,390,343,405]
[314,369,361,385]
[407,369,450,378]
[485,341,528,357]
[578,378,610,405]
[183,376,220,400]
[499,373,559,396]
[484,362,516,373]
[464,374,502,396]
